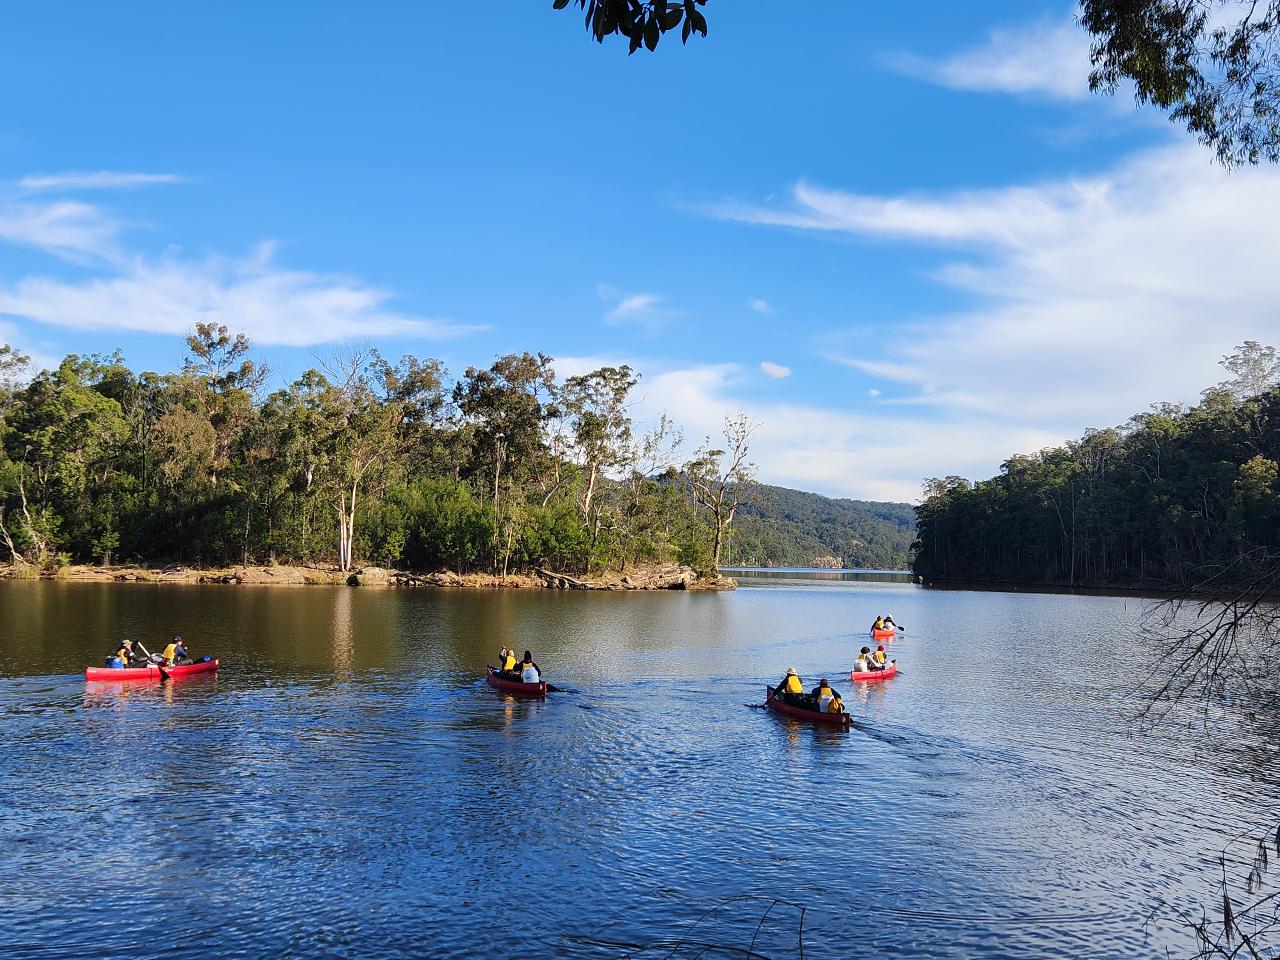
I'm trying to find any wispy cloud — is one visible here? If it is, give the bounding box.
[0,175,483,348]
[19,171,184,192]
[759,361,791,379]
[0,243,479,347]
[749,298,772,314]
[705,143,1280,494]
[887,20,1092,101]
[0,199,124,264]
[625,361,1060,502]
[598,285,680,333]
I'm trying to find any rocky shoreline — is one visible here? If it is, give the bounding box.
[0,562,735,592]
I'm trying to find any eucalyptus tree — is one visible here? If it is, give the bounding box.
[308,348,446,572]
[180,323,268,488]
[0,345,32,563]
[1211,340,1280,401]
[682,412,758,571]
[561,364,638,532]
[453,353,558,564]
[1,356,129,563]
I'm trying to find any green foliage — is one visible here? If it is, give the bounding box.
[0,335,912,575]
[1082,0,1280,165]
[914,349,1280,588]
[554,0,707,54]
[393,478,495,573]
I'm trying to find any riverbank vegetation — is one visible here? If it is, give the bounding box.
[0,328,912,576]
[0,329,745,576]
[913,342,1280,592]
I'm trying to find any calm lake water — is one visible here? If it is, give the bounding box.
[0,574,1273,959]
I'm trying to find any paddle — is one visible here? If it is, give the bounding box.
[135,641,171,680]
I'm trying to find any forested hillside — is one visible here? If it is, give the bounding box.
[913,343,1280,590]
[730,485,915,569]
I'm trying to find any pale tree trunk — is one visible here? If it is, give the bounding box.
[16,472,48,561]
[0,508,27,566]
[582,461,598,523]
[337,480,360,573]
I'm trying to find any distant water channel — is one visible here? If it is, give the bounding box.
[0,574,1272,959]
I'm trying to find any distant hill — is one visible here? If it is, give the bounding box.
[727,483,915,570]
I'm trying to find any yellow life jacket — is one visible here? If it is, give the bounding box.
[162,643,178,662]
[785,675,803,695]
[873,650,887,665]
[115,646,130,662]
[828,697,844,714]
[873,618,884,629]
[502,653,516,671]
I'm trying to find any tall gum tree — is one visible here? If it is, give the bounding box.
[309,348,445,573]
[683,412,758,571]
[453,353,558,566]
[562,364,638,536]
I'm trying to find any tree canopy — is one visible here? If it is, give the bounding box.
[558,1,1280,166]
[913,342,1280,590]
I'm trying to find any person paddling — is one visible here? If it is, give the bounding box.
[853,647,875,673]
[872,645,890,669]
[774,667,804,705]
[160,636,191,666]
[518,651,541,685]
[811,679,843,714]
[870,616,885,633]
[497,647,519,679]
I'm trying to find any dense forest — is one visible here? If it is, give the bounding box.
[913,342,1280,590]
[0,327,912,576]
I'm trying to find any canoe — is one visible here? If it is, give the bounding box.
[485,666,547,698]
[850,662,898,683]
[764,686,852,728]
[84,658,219,682]
[871,627,896,641]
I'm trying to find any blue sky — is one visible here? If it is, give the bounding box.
[0,1,1274,501]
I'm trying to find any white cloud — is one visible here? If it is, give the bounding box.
[868,388,881,398]
[598,285,680,333]
[0,180,482,348]
[749,298,772,314]
[888,20,1092,101]
[0,244,480,347]
[623,361,1059,502]
[19,171,184,192]
[759,361,791,379]
[0,199,123,264]
[704,142,1280,496]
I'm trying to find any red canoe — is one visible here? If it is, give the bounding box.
[850,662,898,683]
[871,627,896,641]
[485,666,547,697]
[764,686,852,728]
[84,659,220,682]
